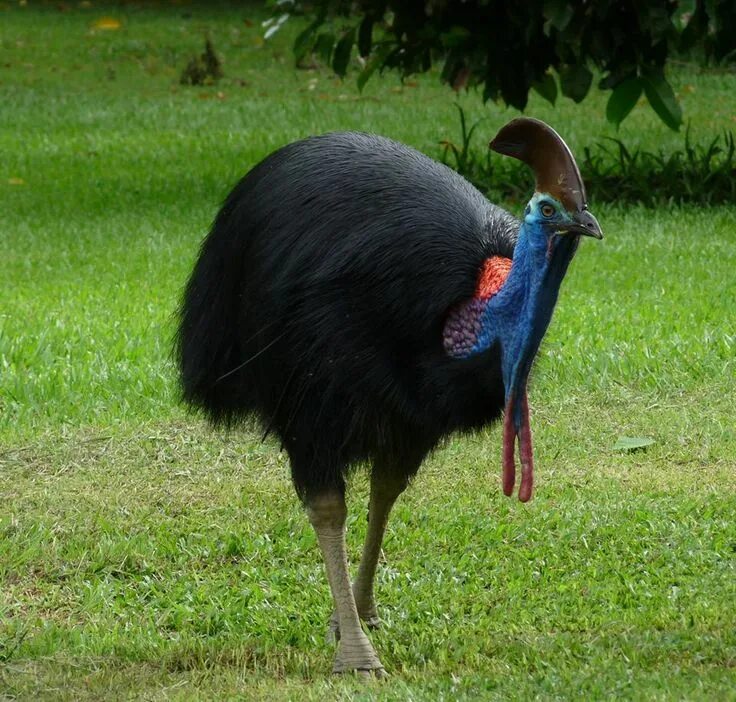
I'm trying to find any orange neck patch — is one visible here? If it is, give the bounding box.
[475,256,513,299]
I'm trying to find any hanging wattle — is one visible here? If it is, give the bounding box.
[503,390,533,502]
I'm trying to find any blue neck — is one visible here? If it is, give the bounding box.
[482,221,577,423]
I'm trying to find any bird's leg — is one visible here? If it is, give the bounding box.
[307,491,385,677]
[328,470,408,641]
[354,471,408,624]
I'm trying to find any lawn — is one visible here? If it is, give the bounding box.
[1,2,735,700]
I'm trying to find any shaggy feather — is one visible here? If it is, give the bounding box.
[177,132,519,497]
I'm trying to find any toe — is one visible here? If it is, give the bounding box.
[362,614,381,630]
[355,667,387,681]
[325,611,340,644]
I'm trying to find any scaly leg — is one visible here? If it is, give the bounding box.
[328,469,408,641]
[307,491,385,676]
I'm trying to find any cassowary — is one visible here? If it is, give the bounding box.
[177,118,602,677]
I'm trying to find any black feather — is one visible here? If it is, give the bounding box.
[177,132,519,499]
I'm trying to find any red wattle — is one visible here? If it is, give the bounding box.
[517,391,534,503]
[501,390,535,502]
[502,396,516,497]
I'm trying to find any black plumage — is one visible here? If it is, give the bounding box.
[178,132,518,498]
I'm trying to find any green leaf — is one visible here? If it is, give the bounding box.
[293,22,319,63]
[357,16,373,57]
[442,25,471,49]
[612,436,656,452]
[356,43,393,92]
[674,0,697,30]
[332,28,355,77]
[559,63,592,103]
[440,48,463,84]
[356,62,376,93]
[543,0,574,31]
[314,31,335,64]
[642,71,682,131]
[532,73,557,105]
[292,8,327,63]
[606,76,643,127]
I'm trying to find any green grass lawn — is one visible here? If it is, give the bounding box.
[1,2,735,700]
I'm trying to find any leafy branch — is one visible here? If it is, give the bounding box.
[266,0,736,131]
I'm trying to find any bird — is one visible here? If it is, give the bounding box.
[176,117,602,677]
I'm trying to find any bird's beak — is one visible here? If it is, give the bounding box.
[558,209,603,239]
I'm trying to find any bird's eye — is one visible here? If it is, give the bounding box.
[540,203,556,218]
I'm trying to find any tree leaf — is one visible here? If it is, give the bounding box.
[357,15,373,57]
[357,43,393,92]
[543,0,574,31]
[532,72,557,105]
[357,60,377,92]
[332,28,355,77]
[606,76,643,127]
[642,70,682,131]
[293,19,321,63]
[612,436,656,452]
[559,63,592,103]
[500,68,530,110]
[313,31,335,64]
[442,25,471,49]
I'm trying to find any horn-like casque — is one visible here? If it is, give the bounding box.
[490,117,588,213]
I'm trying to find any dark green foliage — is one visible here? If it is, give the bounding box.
[440,106,736,205]
[582,130,736,205]
[641,69,683,131]
[606,77,644,127]
[269,0,735,130]
[332,27,356,77]
[559,64,593,104]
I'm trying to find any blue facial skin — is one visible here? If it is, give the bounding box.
[472,193,582,429]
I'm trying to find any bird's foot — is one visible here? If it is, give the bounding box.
[332,633,386,679]
[355,667,388,681]
[326,602,380,644]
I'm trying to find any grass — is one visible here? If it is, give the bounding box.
[1,2,735,699]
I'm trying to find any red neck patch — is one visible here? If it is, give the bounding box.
[475,256,512,299]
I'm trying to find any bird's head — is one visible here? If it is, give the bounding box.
[491,117,603,250]
[523,192,602,251]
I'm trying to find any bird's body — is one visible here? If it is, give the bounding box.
[180,132,519,497]
[177,122,602,676]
